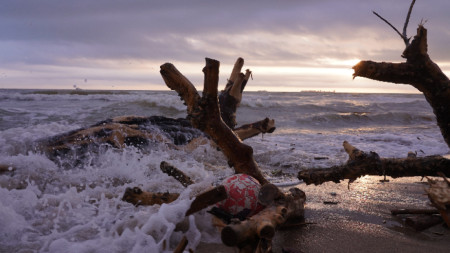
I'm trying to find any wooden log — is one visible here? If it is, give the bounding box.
[122,185,227,216]
[121,187,179,206]
[297,141,450,185]
[221,206,285,246]
[160,161,194,187]
[221,187,305,247]
[160,58,269,185]
[234,118,276,140]
[185,185,227,216]
[353,25,450,149]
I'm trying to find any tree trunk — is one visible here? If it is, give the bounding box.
[353,25,450,149]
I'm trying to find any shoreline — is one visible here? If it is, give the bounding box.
[197,176,450,252]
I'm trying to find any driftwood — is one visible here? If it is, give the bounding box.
[160,161,194,187]
[219,57,251,129]
[122,187,180,206]
[160,58,269,185]
[122,161,228,214]
[426,175,450,228]
[122,185,227,215]
[185,185,228,216]
[234,118,276,140]
[353,3,450,149]
[298,141,450,185]
[350,1,450,228]
[160,58,305,252]
[221,186,306,251]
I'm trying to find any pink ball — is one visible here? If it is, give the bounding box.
[216,174,263,216]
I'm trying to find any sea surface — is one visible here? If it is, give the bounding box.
[0,89,448,252]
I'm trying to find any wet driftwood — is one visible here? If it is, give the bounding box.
[122,161,228,213]
[298,141,450,185]
[160,58,269,185]
[122,185,227,215]
[221,186,306,251]
[160,161,194,187]
[122,187,180,206]
[160,58,305,252]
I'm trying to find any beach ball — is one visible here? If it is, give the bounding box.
[216,174,263,216]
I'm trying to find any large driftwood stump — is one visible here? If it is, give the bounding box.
[160,58,269,185]
[160,58,305,252]
[353,24,450,149]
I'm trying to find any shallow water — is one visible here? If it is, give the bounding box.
[0,89,448,252]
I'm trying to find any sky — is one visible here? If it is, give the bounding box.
[1,0,449,93]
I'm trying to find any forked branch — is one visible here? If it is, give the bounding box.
[160,58,269,185]
[372,0,416,46]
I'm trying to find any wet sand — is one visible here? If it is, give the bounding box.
[197,176,450,253]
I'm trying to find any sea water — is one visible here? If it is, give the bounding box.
[0,89,448,252]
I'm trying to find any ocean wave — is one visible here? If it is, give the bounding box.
[296,111,435,128]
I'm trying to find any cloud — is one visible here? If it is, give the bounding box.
[1,0,449,91]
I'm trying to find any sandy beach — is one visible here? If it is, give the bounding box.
[197,176,450,253]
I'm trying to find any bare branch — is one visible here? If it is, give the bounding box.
[372,11,404,42]
[402,0,416,44]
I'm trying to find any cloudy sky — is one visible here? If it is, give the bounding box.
[1,0,449,93]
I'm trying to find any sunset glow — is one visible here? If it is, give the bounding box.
[0,0,449,93]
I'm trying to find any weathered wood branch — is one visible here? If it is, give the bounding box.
[353,24,450,149]
[160,63,200,117]
[160,58,269,185]
[219,58,253,129]
[221,187,305,249]
[298,141,450,185]
[160,161,194,187]
[122,185,227,216]
[234,118,276,140]
[185,185,227,216]
[121,187,180,206]
[372,0,416,46]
